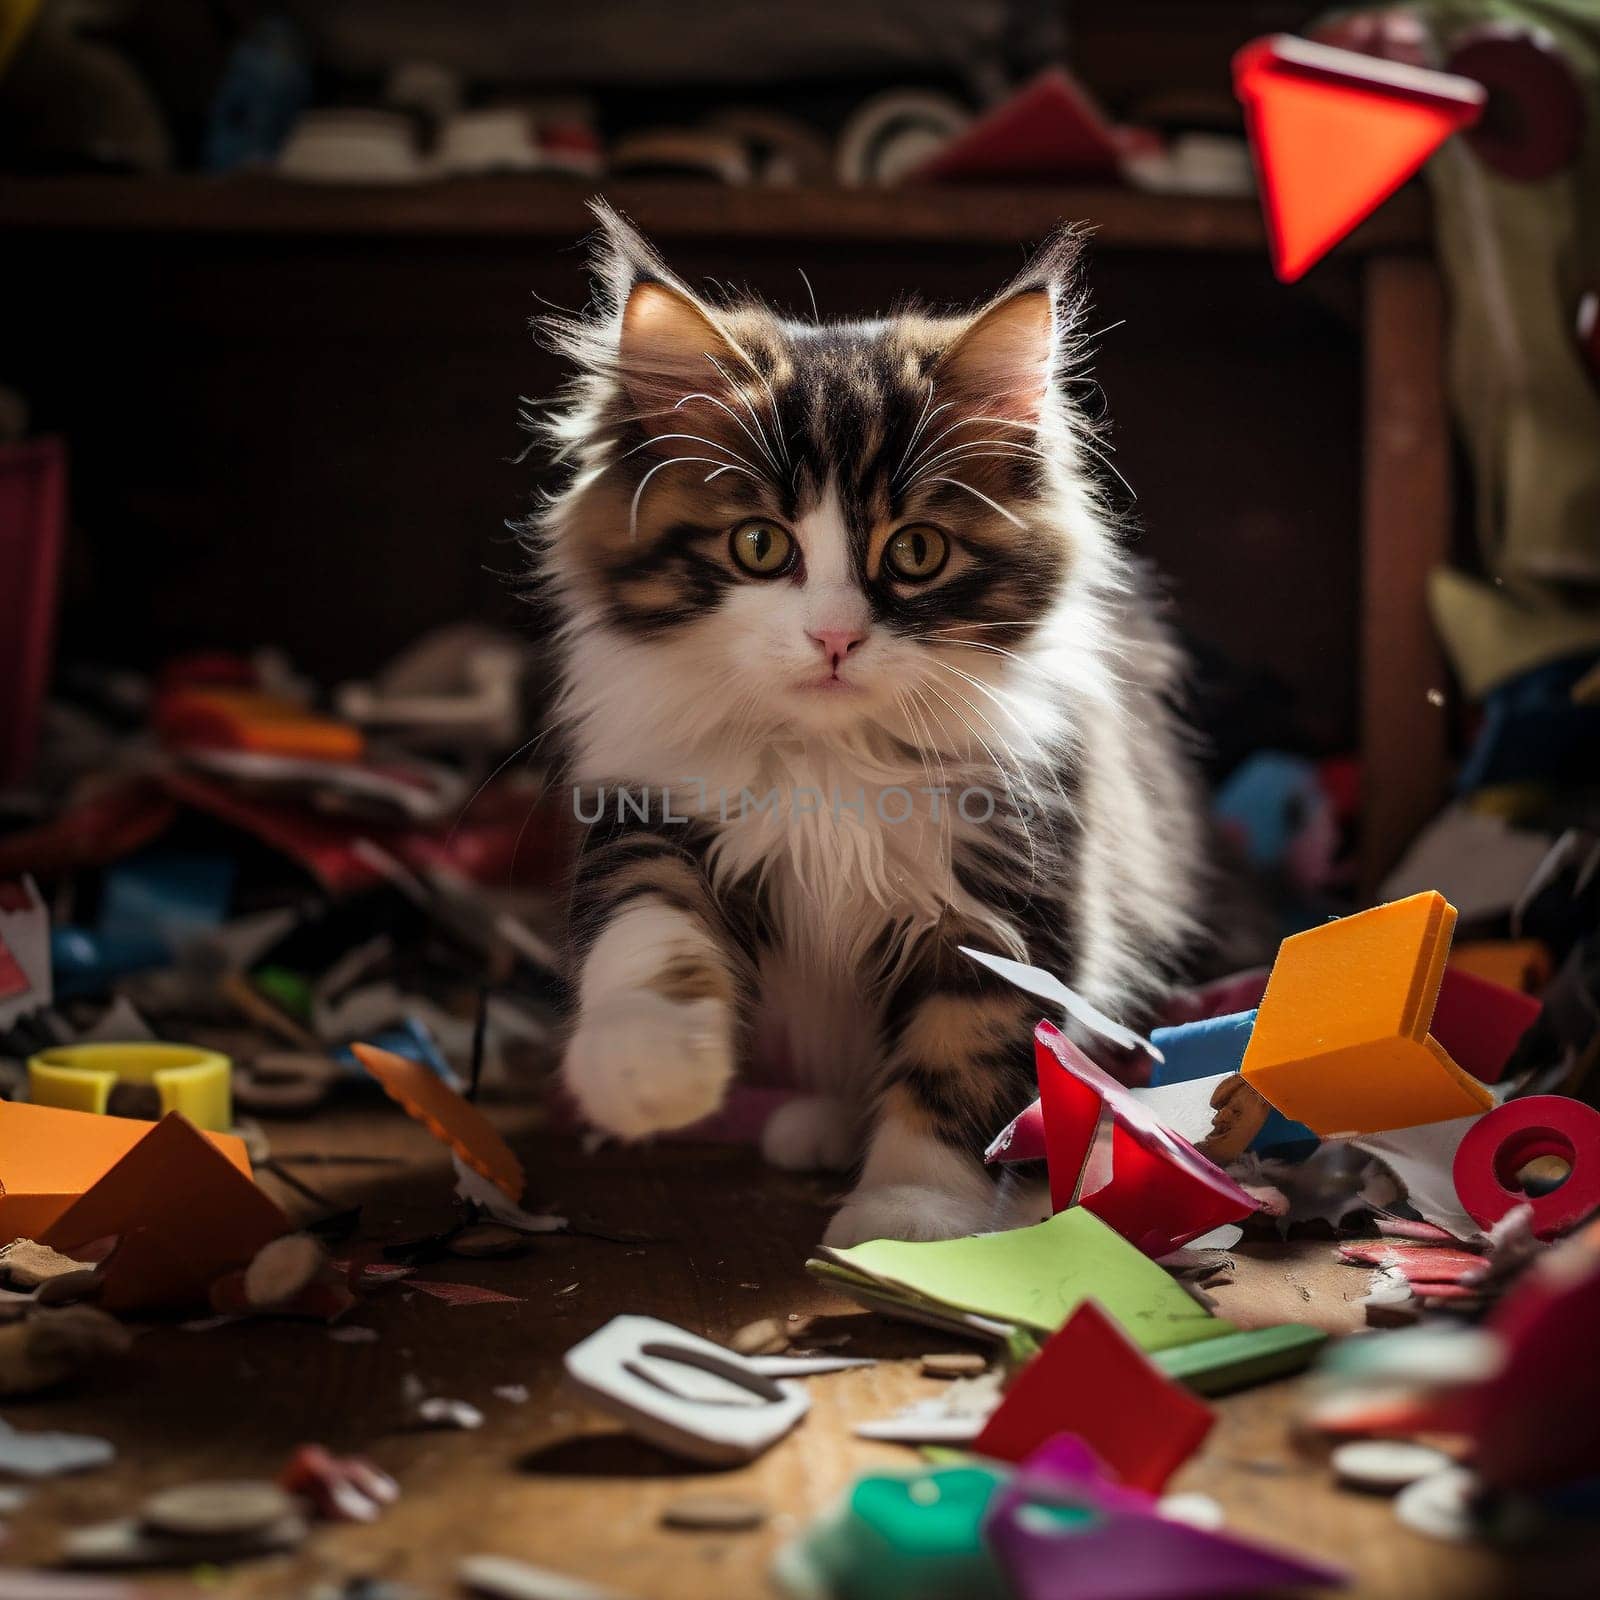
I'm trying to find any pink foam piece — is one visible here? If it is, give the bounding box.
[1432,965,1541,1083]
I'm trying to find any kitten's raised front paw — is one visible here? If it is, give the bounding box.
[822,1183,994,1247]
[761,1094,856,1172]
[563,993,733,1140]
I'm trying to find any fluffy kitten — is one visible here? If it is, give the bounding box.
[528,203,1203,1245]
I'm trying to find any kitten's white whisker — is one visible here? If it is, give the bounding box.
[909,439,1050,474]
[796,267,818,322]
[897,382,937,476]
[630,456,760,537]
[618,432,761,476]
[896,406,975,482]
[911,635,1031,669]
[705,353,790,470]
[676,386,780,474]
[447,725,552,846]
[929,658,1075,822]
[893,397,957,484]
[1076,437,1137,503]
[917,620,1034,633]
[900,447,1048,492]
[925,477,1026,528]
[898,408,1043,482]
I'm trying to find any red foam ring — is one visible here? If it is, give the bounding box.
[1453,1096,1600,1240]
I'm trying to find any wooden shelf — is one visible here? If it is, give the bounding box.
[0,174,1429,253]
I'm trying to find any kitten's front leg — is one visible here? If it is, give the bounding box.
[563,833,746,1139]
[825,956,1045,1246]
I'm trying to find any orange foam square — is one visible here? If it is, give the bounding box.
[42,1112,288,1311]
[0,1098,252,1245]
[1240,891,1494,1135]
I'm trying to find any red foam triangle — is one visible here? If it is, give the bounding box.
[1235,35,1483,281]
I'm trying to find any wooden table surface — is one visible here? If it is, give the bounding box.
[3,1098,1593,1599]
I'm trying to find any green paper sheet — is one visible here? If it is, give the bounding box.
[810,1207,1232,1353]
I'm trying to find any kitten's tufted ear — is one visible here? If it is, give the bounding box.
[584,200,744,414]
[935,291,1055,424]
[618,281,742,407]
[936,228,1084,424]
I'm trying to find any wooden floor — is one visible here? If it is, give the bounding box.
[4,1098,1595,1598]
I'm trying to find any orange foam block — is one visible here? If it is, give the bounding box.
[41,1112,288,1311]
[1240,891,1495,1135]
[0,1100,289,1311]
[0,1097,253,1245]
[1235,35,1483,281]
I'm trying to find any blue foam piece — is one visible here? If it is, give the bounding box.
[335,1015,461,1088]
[98,850,235,951]
[49,927,164,999]
[1149,1009,1316,1155]
[1213,751,1322,869]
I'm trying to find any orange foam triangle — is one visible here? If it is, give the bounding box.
[1235,35,1483,281]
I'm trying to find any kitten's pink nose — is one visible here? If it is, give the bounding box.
[808,627,868,669]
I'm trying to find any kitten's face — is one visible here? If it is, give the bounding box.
[543,218,1091,744]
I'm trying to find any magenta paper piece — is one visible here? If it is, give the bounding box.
[984,1434,1347,1600]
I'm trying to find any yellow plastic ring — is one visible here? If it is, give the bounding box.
[28,1042,234,1132]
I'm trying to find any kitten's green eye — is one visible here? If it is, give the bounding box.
[730,520,795,577]
[884,524,949,582]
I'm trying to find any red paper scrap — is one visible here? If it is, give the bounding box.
[974,1301,1213,1490]
[408,1279,523,1306]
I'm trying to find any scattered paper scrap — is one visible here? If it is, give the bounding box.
[0,1417,115,1479]
[63,1511,308,1568]
[987,1433,1348,1597]
[0,1241,93,1290]
[408,1279,523,1307]
[747,1354,876,1378]
[415,1397,484,1431]
[0,1574,141,1598]
[280,1444,399,1523]
[353,1042,525,1202]
[974,1302,1214,1488]
[811,1203,1234,1350]
[959,947,1164,1061]
[452,1157,565,1233]
[460,1553,635,1600]
[1032,1021,1259,1255]
[661,1493,767,1532]
[1352,1116,1484,1241]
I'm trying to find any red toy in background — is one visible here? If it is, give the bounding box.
[1234,34,1484,281]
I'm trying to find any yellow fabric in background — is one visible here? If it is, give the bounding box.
[0,0,42,77]
[1420,0,1600,693]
